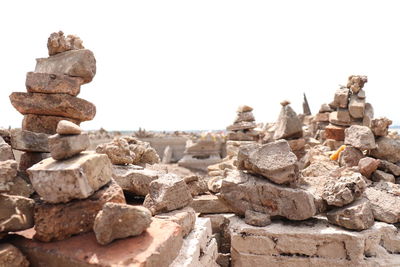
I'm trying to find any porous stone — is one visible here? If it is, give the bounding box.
[22,114,81,134]
[324,124,346,141]
[227,121,257,131]
[33,179,125,242]
[0,160,17,192]
[237,140,298,184]
[10,129,49,152]
[218,171,316,220]
[358,157,380,178]
[143,173,193,215]
[0,142,14,161]
[273,105,303,140]
[365,182,400,223]
[349,95,366,119]
[35,49,96,83]
[338,146,363,167]
[0,194,34,232]
[372,170,395,183]
[48,132,89,160]
[244,210,271,227]
[326,199,375,230]
[26,72,83,96]
[96,137,134,165]
[10,92,96,121]
[28,151,112,203]
[190,194,233,214]
[47,31,84,56]
[184,175,208,197]
[347,75,367,94]
[94,203,152,245]
[370,117,392,137]
[379,160,400,176]
[344,125,376,150]
[0,243,29,267]
[370,137,400,163]
[56,120,82,135]
[333,87,350,108]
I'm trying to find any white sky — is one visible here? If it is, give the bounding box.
[1,0,399,131]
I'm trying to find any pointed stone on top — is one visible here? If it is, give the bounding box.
[56,120,82,135]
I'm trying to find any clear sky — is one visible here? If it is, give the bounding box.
[1,0,399,131]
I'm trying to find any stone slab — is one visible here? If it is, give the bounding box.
[26,72,83,96]
[10,129,49,152]
[22,114,80,135]
[190,194,233,214]
[48,133,89,160]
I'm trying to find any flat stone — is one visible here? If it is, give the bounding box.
[234,111,255,123]
[379,160,400,176]
[11,218,183,267]
[33,179,125,242]
[25,72,83,96]
[0,160,17,192]
[329,110,351,126]
[362,103,374,127]
[56,120,82,135]
[370,117,392,137]
[237,140,298,184]
[347,75,368,94]
[143,173,193,215]
[218,171,316,220]
[28,151,112,203]
[22,114,80,135]
[226,121,257,131]
[358,157,380,178]
[112,165,161,196]
[357,89,366,99]
[370,137,400,163]
[327,198,375,230]
[365,182,400,223]
[372,170,395,183]
[349,95,365,119]
[10,92,96,121]
[324,124,346,141]
[94,203,152,245]
[0,142,14,161]
[35,49,96,83]
[10,129,49,152]
[0,243,29,267]
[314,112,330,122]
[237,105,253,112]
[47,31,84,56]
[244,210,271,227]
[18,152,50,173]
[0,194,34,232]
[338,146,363,167]
[344,125,376,150]
[48,133,89,160]
[155,207,196,237]
[273,105,303,140]
[190,194,233,214]
[333,87,350,108]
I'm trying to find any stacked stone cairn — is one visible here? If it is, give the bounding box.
[226,105,259,141]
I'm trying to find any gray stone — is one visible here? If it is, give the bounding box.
[273,105,303,140]
[326,199,375,230]
[0,160,17,192]
[48,132,89,160]
[234,111,255,123]
[333,87,350,108]
[344,125,376,150]
[370,137,400,163]
[0,142,14,161]
[0,243,29,267]
[7,176,34,198]
[338,146,363,167]
[379,160,400,176]
[349,95,365,119]
[10,129,49,152]
[357,89,366,99]
[28,151,112,203]
[362,103,374,127]
[358,157,380,178]
[372,170,395,183]
[56,120,82,135]
[237,140,298,184]
[35,49,96,83]
[365,182,400,223]
[94,203,152,245]
[244,210,271,227]
[0,194,34,232]
[227,121,257,131]
[25,72,83,96]
[370,117,392,137]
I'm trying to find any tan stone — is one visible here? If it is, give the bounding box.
[314,112,330,122]
[47,31,84,56]
[333,87,350,108]
[362,103,374,127]
[370,137,400,163]
[155,207,196,237]
[0,142,14,161]
[56,120,82,134]
[379,160,400,176]
[237,105,253,112]
[7,176,34,198]
[244,210,271,227]
[10,129,49,152]
[48,132,89,160]
[365,182,400,223]
[347,75,368,94]
[26,72,83,96]
[22,114,80,134]
[329,110,351,126]
[190,194,233,214]
[338,146,363,167]
[273,105,303,140]
[349,95,366,119]
[0,194,34,232]
[0,160,17,192]
[344,125,376,150]
[18,152,50,173]
[0,243,29,267]
[370,117,392,137]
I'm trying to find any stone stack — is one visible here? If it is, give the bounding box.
[9,31,96,177]
[226,105,259,141]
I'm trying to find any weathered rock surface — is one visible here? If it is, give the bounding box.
[218,171,316,220]
[358,157,380,178]
[10,129,49,152]
[26,72,83,96]
[0,243,29,267]
[332,87,349,108]
[349,95,365,119]
[0,194,34,232]
[227,121,257,131]
[35,49,96,83]
[370,117,392,137]
[22,114,80,134]
[234,111,255,123]
[338,146,363,167]
[155,207,196,237]
[344,125,376,150]
[347,75,367,93]
[273,105,303,140]
[47,31,84,56]
[326,199,375,230]
[18,151,50,173]
[365,182,400,223]
[10,92,96,121]
[184,175,208,197]
[329,110,351,126]
[0,142,14,161]
[7,176,34,198]
[237,140,298,184]
[244,210,271,227]
[0,160,17,192]
[372,170,395,183]
[379,160,400,176]
[94,203,152,245]
[28,151,112,203]
[48,132,89,160]
[56,120,82,135]
[190,194,233,214]
[370,137,400,163]
[96,137,134,165]
[143,173,193,215]
[362,102,374,127]
[324,124,346,141]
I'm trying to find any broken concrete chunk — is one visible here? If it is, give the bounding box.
[96,137,134,165]
[25,72,83,96]
[370,137,400,163]
[48,132,89,160]
[372,170,395,183]
[10,129,49,152]
[0,194,34,232]
[237,140,298,184]
[56,120,82,135]
[0,243,29,267]
[338,146,363,167]
[244,210,271,227]
[370,117,392,137]
[358,157,380,178]
[273,105,303,140]
[28,151,112,203]
[94,203,152,245]
[47,31,84,56]
[333,87,350,108]
[344,125,376,150]
[22,114,80,135]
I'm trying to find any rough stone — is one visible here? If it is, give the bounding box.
[237,105,253,112]
[379,160,400,176]
[48,132,89,160]
[0,142,14,161]
[47,31,84,56]
[372,170,395,183]
[344,125,376,150]
[219,171,316,220]
[362,103,374,127]
[338,146,363,167]
[96,137,134,165]
[237,140,298,184]
[329,110,351,126]
[7,176,34,198]
[314,112,330,122]
[56,120,82,135]
[162,145,172,164]
[155,207,196,237]
[28,151,112,203]
[319,103,333,113]
[347,75,368,93]
[349,95,366,119]
[244,210,271,227]
[326,198,375,230]
[35,49,96,83]
[370,137,400,163]
[26,72,83,96]
[273,105,303,140]
[18,152,50,173]
[234,111,255,123]
[370,117,392,137]
[33,179,125,242]
[0,194,34,232]
[22,114,81,135]
[358,157,380,178]
[324,124,346,141]
[227,121,257,131]
[365,182,400,223]
[0,243,29,267]
[190,194,233,214]
[333,87,350,108]
[0,160,17,192]
[10,129,49,152]
[143,173,193,215]
[184,175,208,197]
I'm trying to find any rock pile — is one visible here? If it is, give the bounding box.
[227,105,260,141]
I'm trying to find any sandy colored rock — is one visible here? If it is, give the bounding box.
[314,112,330,122]
[273,104,303,140]
[33,179,125,242]
[358,157,380,178]
[96,137,134,165]
[344,125,376,150]
[357,89,366,99]
[347,75,368,94]
[370,117,392,137]
[184,175,208,196]
[327,198,375,230]
[333,87,350,108]
[28,151,112,203]
[349,95,366,119]
[35,49,96,83]
[234,111,255,123]
[219,171,316,220]
[47,31,84,56]
[48,132,89,160]
[155,207,196,237]
[0,243,29,267]
[244,210,271,227]
[237,105,253,112]
[18,152,50,173]
[56,120,82,135]
[0,142,14,161]
[319,103,333,113]
[143,173,193,215]
[370,136,400,163]
[22,114,81,134]
[365,182,400,223]
[26,72,83,96]
[237,140,298,184]
[190,194,233,214]
[329,110,351,126]
[123,136,160,165]
[362,102,374,127]
[372,170,395,183]
[10,129,49,152]
[10,92,96,121]
[378,160,400,176]
[0,194,34,232]
[94,203,152,245]
[338,146,363,167]
[324,124,346,141]
[0,160,17,192]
